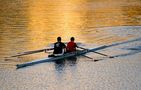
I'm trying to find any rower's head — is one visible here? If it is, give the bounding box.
[57,37,61,42]
[70,37,75,41]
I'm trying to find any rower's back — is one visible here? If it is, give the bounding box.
[53,37,66,55]
[66,37,77,52]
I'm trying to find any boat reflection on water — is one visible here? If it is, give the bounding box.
[54,57,77,72]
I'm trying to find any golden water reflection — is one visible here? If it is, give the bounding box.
[0,0,141,58]
[27,0,87,42]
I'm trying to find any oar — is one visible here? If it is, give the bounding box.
[78,46,114,58]
[5,48,54,58]
[91,51,114,58]
[81,55,94,60]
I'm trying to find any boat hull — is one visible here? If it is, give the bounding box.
[16,45,107,68]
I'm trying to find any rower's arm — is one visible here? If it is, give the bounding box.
[45,48,54,53]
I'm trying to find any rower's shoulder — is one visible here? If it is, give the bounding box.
[60,42,65,44]
[54,42,58,44]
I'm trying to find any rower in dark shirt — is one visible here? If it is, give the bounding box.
[51,37,66,56]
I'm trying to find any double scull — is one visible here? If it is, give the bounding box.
[16,45,107,68]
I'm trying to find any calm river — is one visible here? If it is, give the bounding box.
[0,0,141,90]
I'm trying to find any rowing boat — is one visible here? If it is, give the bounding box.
[16,45,107,68]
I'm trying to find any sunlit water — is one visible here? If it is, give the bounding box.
[0,0,141,90]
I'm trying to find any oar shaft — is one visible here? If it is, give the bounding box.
[77,46,87,50]
[8,48,54,58]
[20,48,53,54]
[82,55,94,60]
[78,46,112,57]
[93,51,108,57]
[19,49,45,54]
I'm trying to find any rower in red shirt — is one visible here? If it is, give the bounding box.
[66,37,78,52]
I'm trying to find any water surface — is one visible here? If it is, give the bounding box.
[0,0,141,90]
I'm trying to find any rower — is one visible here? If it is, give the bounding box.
[49,37,66,57]
[66,37,78,52]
